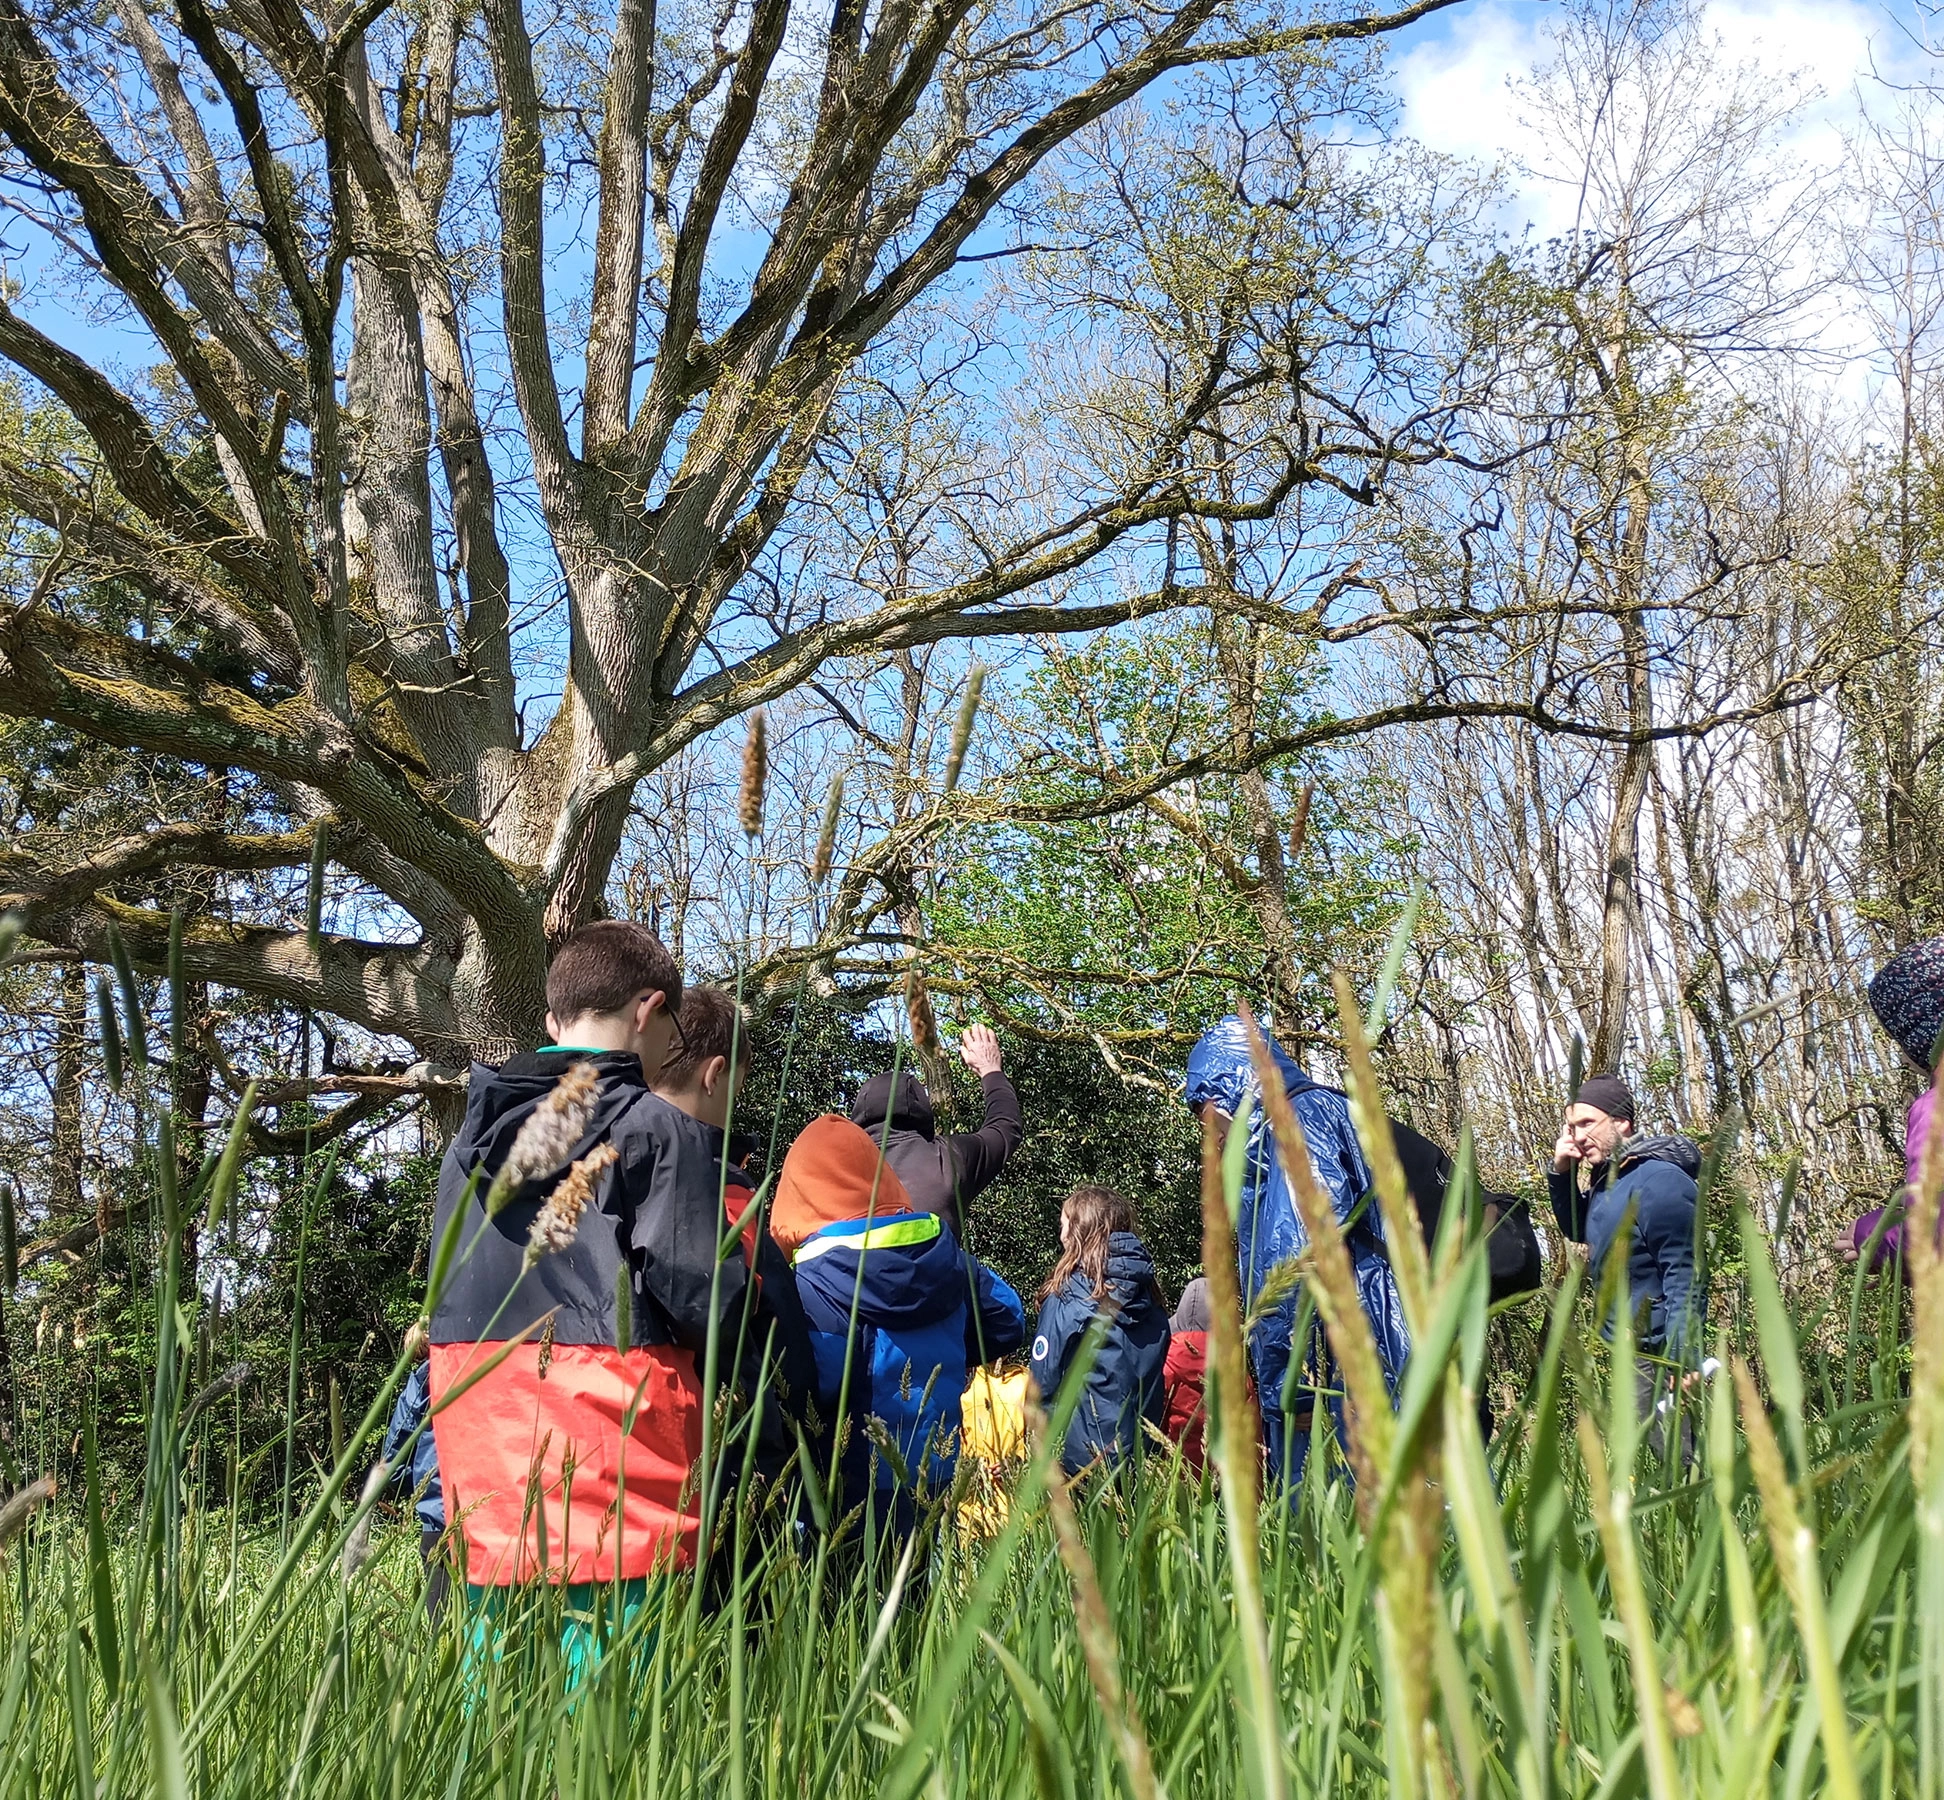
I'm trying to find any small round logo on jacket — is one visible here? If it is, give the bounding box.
[1032,1335,1049,1361]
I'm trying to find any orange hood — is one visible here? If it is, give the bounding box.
[771,1115,917,1257]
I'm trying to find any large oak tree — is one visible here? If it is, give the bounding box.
[0,0,1470,1064]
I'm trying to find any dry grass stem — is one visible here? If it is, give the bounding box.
[1578,1411,1682,1800]
[1733,1359,1861,1800]
[1035,1406,1166,1800]
[1239,1002,1392,1501]
[1329,968,1434,1338]
[1199,1112,1286,1800]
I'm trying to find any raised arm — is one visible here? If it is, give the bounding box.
[945,1026,1025,1205]
[1548,1123,1592,1244]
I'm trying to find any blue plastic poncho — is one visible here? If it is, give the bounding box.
[1184,1015,1411,1488]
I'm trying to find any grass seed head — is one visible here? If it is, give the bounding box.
[524,1142,618,1269]
[0,1475,54,1549]
[943,667,986,795]
[340,1462,389,1582]
[812,772,845,886]
[739,709,768,838]
[489,1060,601,1212]
[1287,781,1315,866]
[182,1361,251,1428]
[905,968,940,1058]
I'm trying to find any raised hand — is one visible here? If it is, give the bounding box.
[959,1023,1004,1078]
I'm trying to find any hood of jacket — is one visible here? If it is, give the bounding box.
[850,1071,936,1140]
[1056,1232,1162,1310]
[772,1114,918,1257]
[1102,1232,1159,1303]
[1184,1014,1320,1119]
[792,1210,967,1329]
[452,1049,648,1195]
[1614,1133,1703,1180]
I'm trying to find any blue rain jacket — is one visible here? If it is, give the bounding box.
[1184,1016,1411,1483]
[793,1209,1025,1511]
[1029,1232,1172,1475]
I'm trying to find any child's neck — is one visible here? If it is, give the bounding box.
[655,1083,728,1132]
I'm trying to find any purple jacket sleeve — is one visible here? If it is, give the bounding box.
[1852,1206,1907,1276]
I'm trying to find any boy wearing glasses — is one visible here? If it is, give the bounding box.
[426,920,747,1616]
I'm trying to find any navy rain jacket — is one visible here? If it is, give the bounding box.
[1029,1232,1171,1475]
[793,1210,1025,1512]
[1549,1134,1705,1364]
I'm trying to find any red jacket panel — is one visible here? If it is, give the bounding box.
[1162,1330,1209,1471]
[430,1340,701,1584]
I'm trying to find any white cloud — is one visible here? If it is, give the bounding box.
[1389,0,1937,394]
[1393,0,1921,241]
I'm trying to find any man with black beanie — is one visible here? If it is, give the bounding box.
[1549,1073,1707,1459]
[848,1024,1023,1237]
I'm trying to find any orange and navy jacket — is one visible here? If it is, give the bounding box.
[774,1116,1025,1511]
[427,1049,747,1586]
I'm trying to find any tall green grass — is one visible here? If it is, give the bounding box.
[0,1132,1932,1794]
[0,910,1936,1796]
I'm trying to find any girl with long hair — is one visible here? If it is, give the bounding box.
[1028,1185,1171,1475]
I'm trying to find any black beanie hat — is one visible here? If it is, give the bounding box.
[1574,1074,1636,1122]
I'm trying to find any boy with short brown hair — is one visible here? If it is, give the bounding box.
[427,922,742,1595]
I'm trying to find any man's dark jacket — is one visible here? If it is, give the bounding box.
[1028,1233,1171,1476]
[1391,1119,1544,1304]
[1549,1134,1705,1363]
[848,1070,1023,1234]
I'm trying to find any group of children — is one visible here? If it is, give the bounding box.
[389,915,1944,1615]
[391,920,1204,1609]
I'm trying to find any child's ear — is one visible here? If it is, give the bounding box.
[703,1054,729,1095]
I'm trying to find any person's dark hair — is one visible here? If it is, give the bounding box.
[660,985,747,1088]
[545,921,682,1025]
[1038,1185,1147,1304]
[1573,1074,1635,1123]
